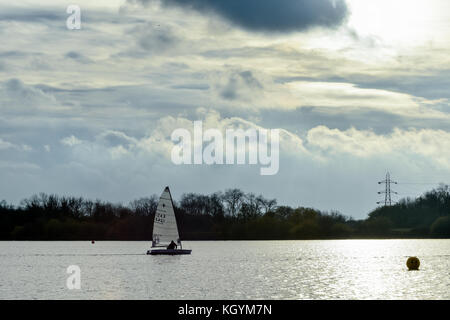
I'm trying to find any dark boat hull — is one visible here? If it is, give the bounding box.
[147,249,192,255]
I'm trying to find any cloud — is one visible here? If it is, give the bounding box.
[146,0,349,32]
[5,108,448,218]
[61,135,83,147]
[51,109,450,178]
[258,106,450,137]
[65,51,92,64]
[218,70,263,101]
[0,78,59,113]
[0,138,32,152]
[112,22,187,60]
[0,7,62,23]
[1,1,450,218]
[283,81,450,119]
[307,126,450,169]
[352,70,450,101]
[98,131,138,148]
[0,161,40,171]
[0,138,17,150]
[132,23,180,54]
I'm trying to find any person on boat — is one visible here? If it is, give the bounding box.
[167,240,177,250]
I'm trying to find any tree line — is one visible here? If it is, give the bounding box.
[0,185,449,240]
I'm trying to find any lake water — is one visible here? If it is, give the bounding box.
[0,240,449,300]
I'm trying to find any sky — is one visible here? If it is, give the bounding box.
[0,0,449,219]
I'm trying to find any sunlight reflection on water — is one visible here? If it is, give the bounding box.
[0,240,449,299]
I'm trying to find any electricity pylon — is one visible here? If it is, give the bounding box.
[377,172,398,206]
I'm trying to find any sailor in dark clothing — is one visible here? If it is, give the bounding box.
[167,240,177,250]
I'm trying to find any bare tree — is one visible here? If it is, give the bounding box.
[129,195,158,216]
[222,189,245,217]
[257,195,277,214]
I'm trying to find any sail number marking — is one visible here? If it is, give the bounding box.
[155,211,166,224]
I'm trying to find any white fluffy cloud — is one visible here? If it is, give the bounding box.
[307,126,450,169]
[47,110,450,218]
[0,137,32,152]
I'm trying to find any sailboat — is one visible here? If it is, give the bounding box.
[147,187,192,255]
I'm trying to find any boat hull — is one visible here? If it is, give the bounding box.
[147,249,192,255]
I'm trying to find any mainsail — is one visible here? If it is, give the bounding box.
[152,187,180,248]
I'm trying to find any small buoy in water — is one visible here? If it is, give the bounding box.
[91,240,95,244]
[406,257,420,270]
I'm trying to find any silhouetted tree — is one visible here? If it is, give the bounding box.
[1,185,448,240]
[223,188,245,217]
[130,195,158,216]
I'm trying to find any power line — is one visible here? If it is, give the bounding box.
[377,180,448,204]
[391,182,449,198]
[397,182,443,185]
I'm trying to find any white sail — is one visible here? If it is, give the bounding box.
[152,187,180,248]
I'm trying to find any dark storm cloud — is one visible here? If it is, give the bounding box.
[134,0,348,32]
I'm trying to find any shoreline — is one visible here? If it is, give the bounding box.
[1,237,449,241]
